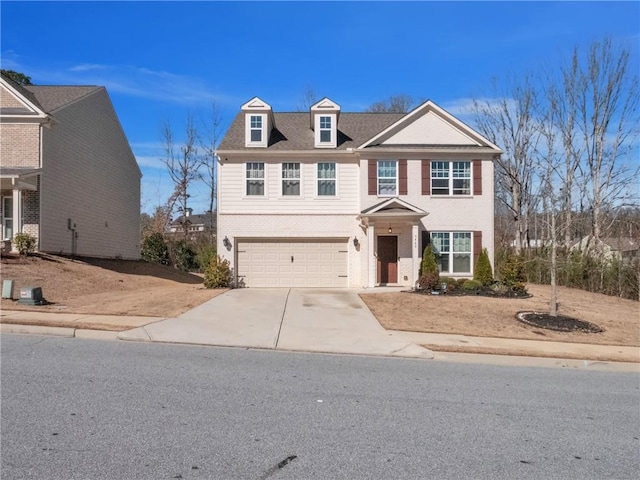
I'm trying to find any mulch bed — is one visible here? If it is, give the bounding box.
[517,311,604,333]
[410,288,531,299]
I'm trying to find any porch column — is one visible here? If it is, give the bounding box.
[412,223,419,289]
[367,224,376,288]
[11,186,21,252]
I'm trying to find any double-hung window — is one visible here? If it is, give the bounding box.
[319,116,332,143]
[317,162,336,196]
[246,162,265,196]
[431,232,472,274]
[431,161,471,195]
[282,163,301,196]
[250,115,262,142]
[377,160,397,196]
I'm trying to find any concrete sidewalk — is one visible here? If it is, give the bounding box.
[1,288,638,369]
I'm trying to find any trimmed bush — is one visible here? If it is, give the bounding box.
[462,279,482,291]
[203,255,231,288]
[420,244,439,276]
[141,232,170,265]
[13,233,36,255]
[418,272,440,291]
[473,248,494,286]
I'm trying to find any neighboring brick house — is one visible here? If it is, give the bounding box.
[216,97,502,288]
[0,74,141,259]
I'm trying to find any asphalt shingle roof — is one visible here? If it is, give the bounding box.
[218,112,405,151]
[24,85,102,112]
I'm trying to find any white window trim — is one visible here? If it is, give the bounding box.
[316,162,338,197]
[430,231,473,275]
[431,160,472,196]
[377,160,398,197]
[314,113,337,148]
[281,162,302,197]
[245,114,267,147]
[245,162,266,197]
[2,196,13,241]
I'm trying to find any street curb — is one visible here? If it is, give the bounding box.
[0,323,75,337]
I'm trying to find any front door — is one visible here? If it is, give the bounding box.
[377,236,398,284]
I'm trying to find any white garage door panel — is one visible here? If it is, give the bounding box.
[238,240,348,288]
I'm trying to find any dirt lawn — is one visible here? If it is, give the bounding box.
[2,254,638,356]
[0,253,225,317]
[360,285,639,348]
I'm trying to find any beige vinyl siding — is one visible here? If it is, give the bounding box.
[39,89,141,259]
[218,159,360,214]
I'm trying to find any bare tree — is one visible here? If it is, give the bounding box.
[366,94,415,113]
[574,38,640,240]
[473,75,542,253]
[200,103,224,239]
[296,85,318,112]
[162,115,200,240]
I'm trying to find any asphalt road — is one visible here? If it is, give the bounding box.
[1,335,638,480]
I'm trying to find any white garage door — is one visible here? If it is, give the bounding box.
[237,239,348,287]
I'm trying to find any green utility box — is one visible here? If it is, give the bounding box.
[2,280,14,299]
[18,286,46,305]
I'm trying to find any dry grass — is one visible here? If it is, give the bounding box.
[360,284,639,347]
[0,253,225,317]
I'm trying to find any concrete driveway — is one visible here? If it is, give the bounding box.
[118,288,433,359]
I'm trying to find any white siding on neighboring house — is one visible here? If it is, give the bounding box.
[39,89,141,259]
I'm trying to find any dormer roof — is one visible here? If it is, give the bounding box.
[310,97,340,128]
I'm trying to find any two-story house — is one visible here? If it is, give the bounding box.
[216,97,501,288]
[0,74,141,259]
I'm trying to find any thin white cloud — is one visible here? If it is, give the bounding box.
[135,155,165,170]
[2,52,231,106]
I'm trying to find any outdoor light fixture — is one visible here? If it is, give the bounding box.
[223,236,231,248]
[388,227,392,233]
[353,237,359,248]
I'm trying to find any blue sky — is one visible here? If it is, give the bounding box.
[2,1,639,214]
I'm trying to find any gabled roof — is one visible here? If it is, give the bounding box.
[218,98,502,154]
[360,197,428,219]
[0,74,46,117]
[170,212,216,227]
[359,99,502,151]
[218,112,403,151]
[25,85,102,113]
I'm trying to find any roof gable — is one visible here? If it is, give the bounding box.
[358,100,501,151]
[360,197,427,215]
[0,77,47,118]
[241,96,271,111]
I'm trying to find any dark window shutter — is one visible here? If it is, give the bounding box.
[399,159,407,195]
[368,160,377,195]
[473,159,482,195]
[422,160,431,195]
[473,231,482,269]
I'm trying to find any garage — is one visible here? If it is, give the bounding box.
[237,239,348,287]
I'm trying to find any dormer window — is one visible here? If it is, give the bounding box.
[241,97,272,148]
[319,116,332,143]
[250,115,263,142]
[311,98,340,148]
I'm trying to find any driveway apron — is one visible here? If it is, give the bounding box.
[276,289,428,356]
[118,289,288,348]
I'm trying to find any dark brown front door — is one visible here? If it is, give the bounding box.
[377,236,398,284]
